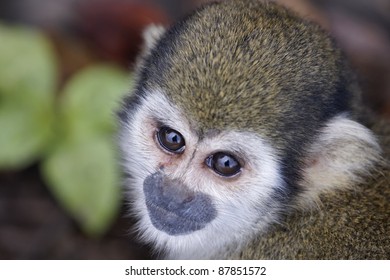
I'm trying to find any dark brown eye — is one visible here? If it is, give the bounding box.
[205,152,241,177]
[157,126,185,153]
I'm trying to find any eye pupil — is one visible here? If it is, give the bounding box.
[205,152,241,177]
[171,134,179,143]
[157,126,185,153]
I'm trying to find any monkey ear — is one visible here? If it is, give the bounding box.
[133,24,166,71]
[142,24,166,53]
[300,115,381,203]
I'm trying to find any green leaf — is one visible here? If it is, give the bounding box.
[0,23,57,169]
[0,103,53,169]
[41,65,131,236]
[42,136,121,236]
[60,65,131,139]
[0,23,57,103]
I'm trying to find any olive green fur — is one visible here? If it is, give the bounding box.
[239,118,390,259]
[128,0,390,259]
[143,0,351,154]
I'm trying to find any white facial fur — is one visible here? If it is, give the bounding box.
[119,90,285,259]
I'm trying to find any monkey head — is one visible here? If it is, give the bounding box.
[118,0,381,259]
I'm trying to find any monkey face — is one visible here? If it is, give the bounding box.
[118,0,382,259]
[119,91,285,259]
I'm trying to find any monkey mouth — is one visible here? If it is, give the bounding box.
[143,172,217,236]
[145,200,212,236]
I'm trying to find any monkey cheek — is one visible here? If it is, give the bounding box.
[143,172,217,236]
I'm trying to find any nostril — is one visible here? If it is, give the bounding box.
[165,196,192,211]
[183,195,195,204]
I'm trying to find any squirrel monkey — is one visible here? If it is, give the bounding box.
[118,0,390,259]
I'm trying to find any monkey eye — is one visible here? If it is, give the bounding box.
[157,126,186,154]
[205,152,241,177]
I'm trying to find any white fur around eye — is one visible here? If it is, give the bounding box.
[119,90,286,259]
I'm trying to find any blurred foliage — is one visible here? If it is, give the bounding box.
[0,24,56,168]
[0,23,131,236]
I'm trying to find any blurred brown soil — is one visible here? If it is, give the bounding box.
[0,166,151,260]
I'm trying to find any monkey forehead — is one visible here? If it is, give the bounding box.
[141,0,351,144]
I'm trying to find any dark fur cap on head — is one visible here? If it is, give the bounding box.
[120,0,359,194]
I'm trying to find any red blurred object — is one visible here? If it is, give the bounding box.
[76,0,171,67]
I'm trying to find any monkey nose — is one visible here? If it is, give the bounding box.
[143,172,217,235]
